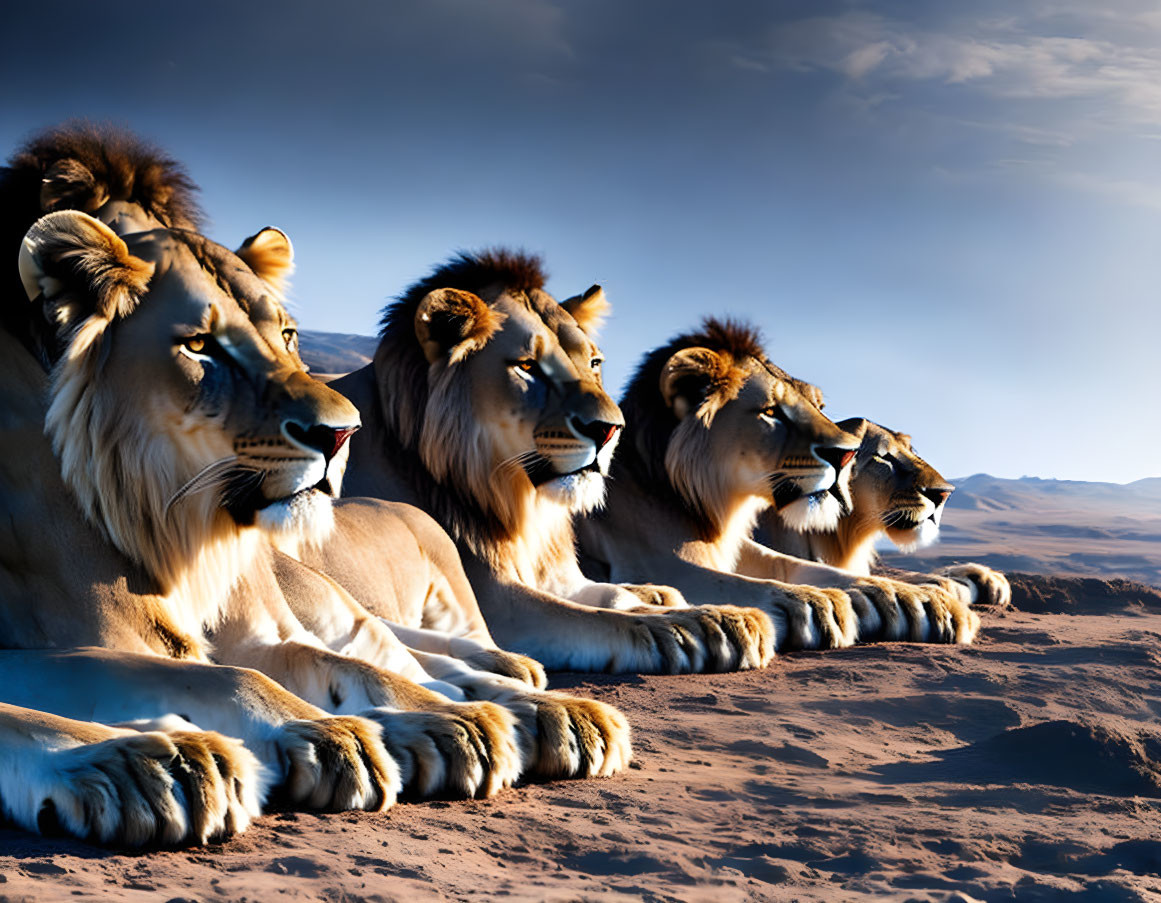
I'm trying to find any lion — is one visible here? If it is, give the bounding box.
[575,318,981,647]
[755,418,1012,608]
[0,128,537,843]
[332,251,775,674]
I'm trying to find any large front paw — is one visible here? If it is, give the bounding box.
[767,584,858,650]
[521,691,632,779]
[854,577,979,645]
[275,716,398,812]
[940,563,1012,609]
[36,730,263,847]
[463,648,547,690]
[618,605,775,673]
[365,701,523,800]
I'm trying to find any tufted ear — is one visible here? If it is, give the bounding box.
[236,227,294,291]
[19,210,154,333]
[414,288,504,365]
[659,346,730,421]
[561,284,610,337]
[793,378,826,411]
[895,432,913,451]
[39,158,109,214]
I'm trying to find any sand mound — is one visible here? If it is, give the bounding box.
[1008,572,1161,614]
[876,719,1161,797]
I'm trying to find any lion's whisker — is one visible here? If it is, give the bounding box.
[166,457,238,513]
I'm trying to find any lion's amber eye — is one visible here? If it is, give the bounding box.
[183,336,207,354]
[282,328,298,353]
[516,359,536,372]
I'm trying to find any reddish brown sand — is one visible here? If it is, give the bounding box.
[3,574,1160,901]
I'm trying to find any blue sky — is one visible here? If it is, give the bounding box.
[3,1,1159,482]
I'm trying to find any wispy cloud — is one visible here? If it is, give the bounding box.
[758,9,1161,129]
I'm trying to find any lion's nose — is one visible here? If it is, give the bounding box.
[815,445,856,472]
[283,420,360,460]
[922,487,952,507]
[568,416,621,449]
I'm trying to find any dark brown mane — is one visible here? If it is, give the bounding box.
[1,121,203,363]
[377,248,546,337]
[611,317,776,529]
[684,317,769,365]
[373,248,548,549]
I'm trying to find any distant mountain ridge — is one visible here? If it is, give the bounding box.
[886,474,1161,586]
[299,330,377,375]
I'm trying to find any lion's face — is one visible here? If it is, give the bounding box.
[410,283,622,516]
[660,349,861,533]
[838,418,954,552]
[19,211,359,575]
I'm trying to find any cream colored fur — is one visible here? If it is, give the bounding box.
[281,498,633,779]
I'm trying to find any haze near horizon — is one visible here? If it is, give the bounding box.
[3,0,1158,483]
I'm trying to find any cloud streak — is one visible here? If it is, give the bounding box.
[758,9,1161,129]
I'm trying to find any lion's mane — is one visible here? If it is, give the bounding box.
[1,121,202,365]
[373,249,560,559]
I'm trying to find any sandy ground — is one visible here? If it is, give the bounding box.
[2,574,1160,902]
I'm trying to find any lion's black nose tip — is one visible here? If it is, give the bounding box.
[284,421,360,460]
[816,446,856,472]
[569,417,621,449]
[923,487,952,507]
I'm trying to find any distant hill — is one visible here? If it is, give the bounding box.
[884,474,1161,586]
[299,330,377,376]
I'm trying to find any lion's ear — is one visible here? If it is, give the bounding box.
[895,432,913,451]
[794,378,826,411]
[414,288,503,364]
[659,347,728,420]
[561,284,610,337]
[40,158,109,213]
[19,210,154,332]
[236,227,294,291]
[836,417,870,439]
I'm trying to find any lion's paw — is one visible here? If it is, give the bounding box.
[274,716,398,812]
[36,729,263,847]
[940,563,1012,610]
[520,691,633,779]
[463,648,547,690]
[618,605,775,673]
[366,701,522,800]
[619,583,691,609]
[767,584,858,650]
[854,577,979,645]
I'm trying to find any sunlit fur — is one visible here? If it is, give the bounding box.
[756,419,955,575]
[778,491,845,534]
[47,315,242,635]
